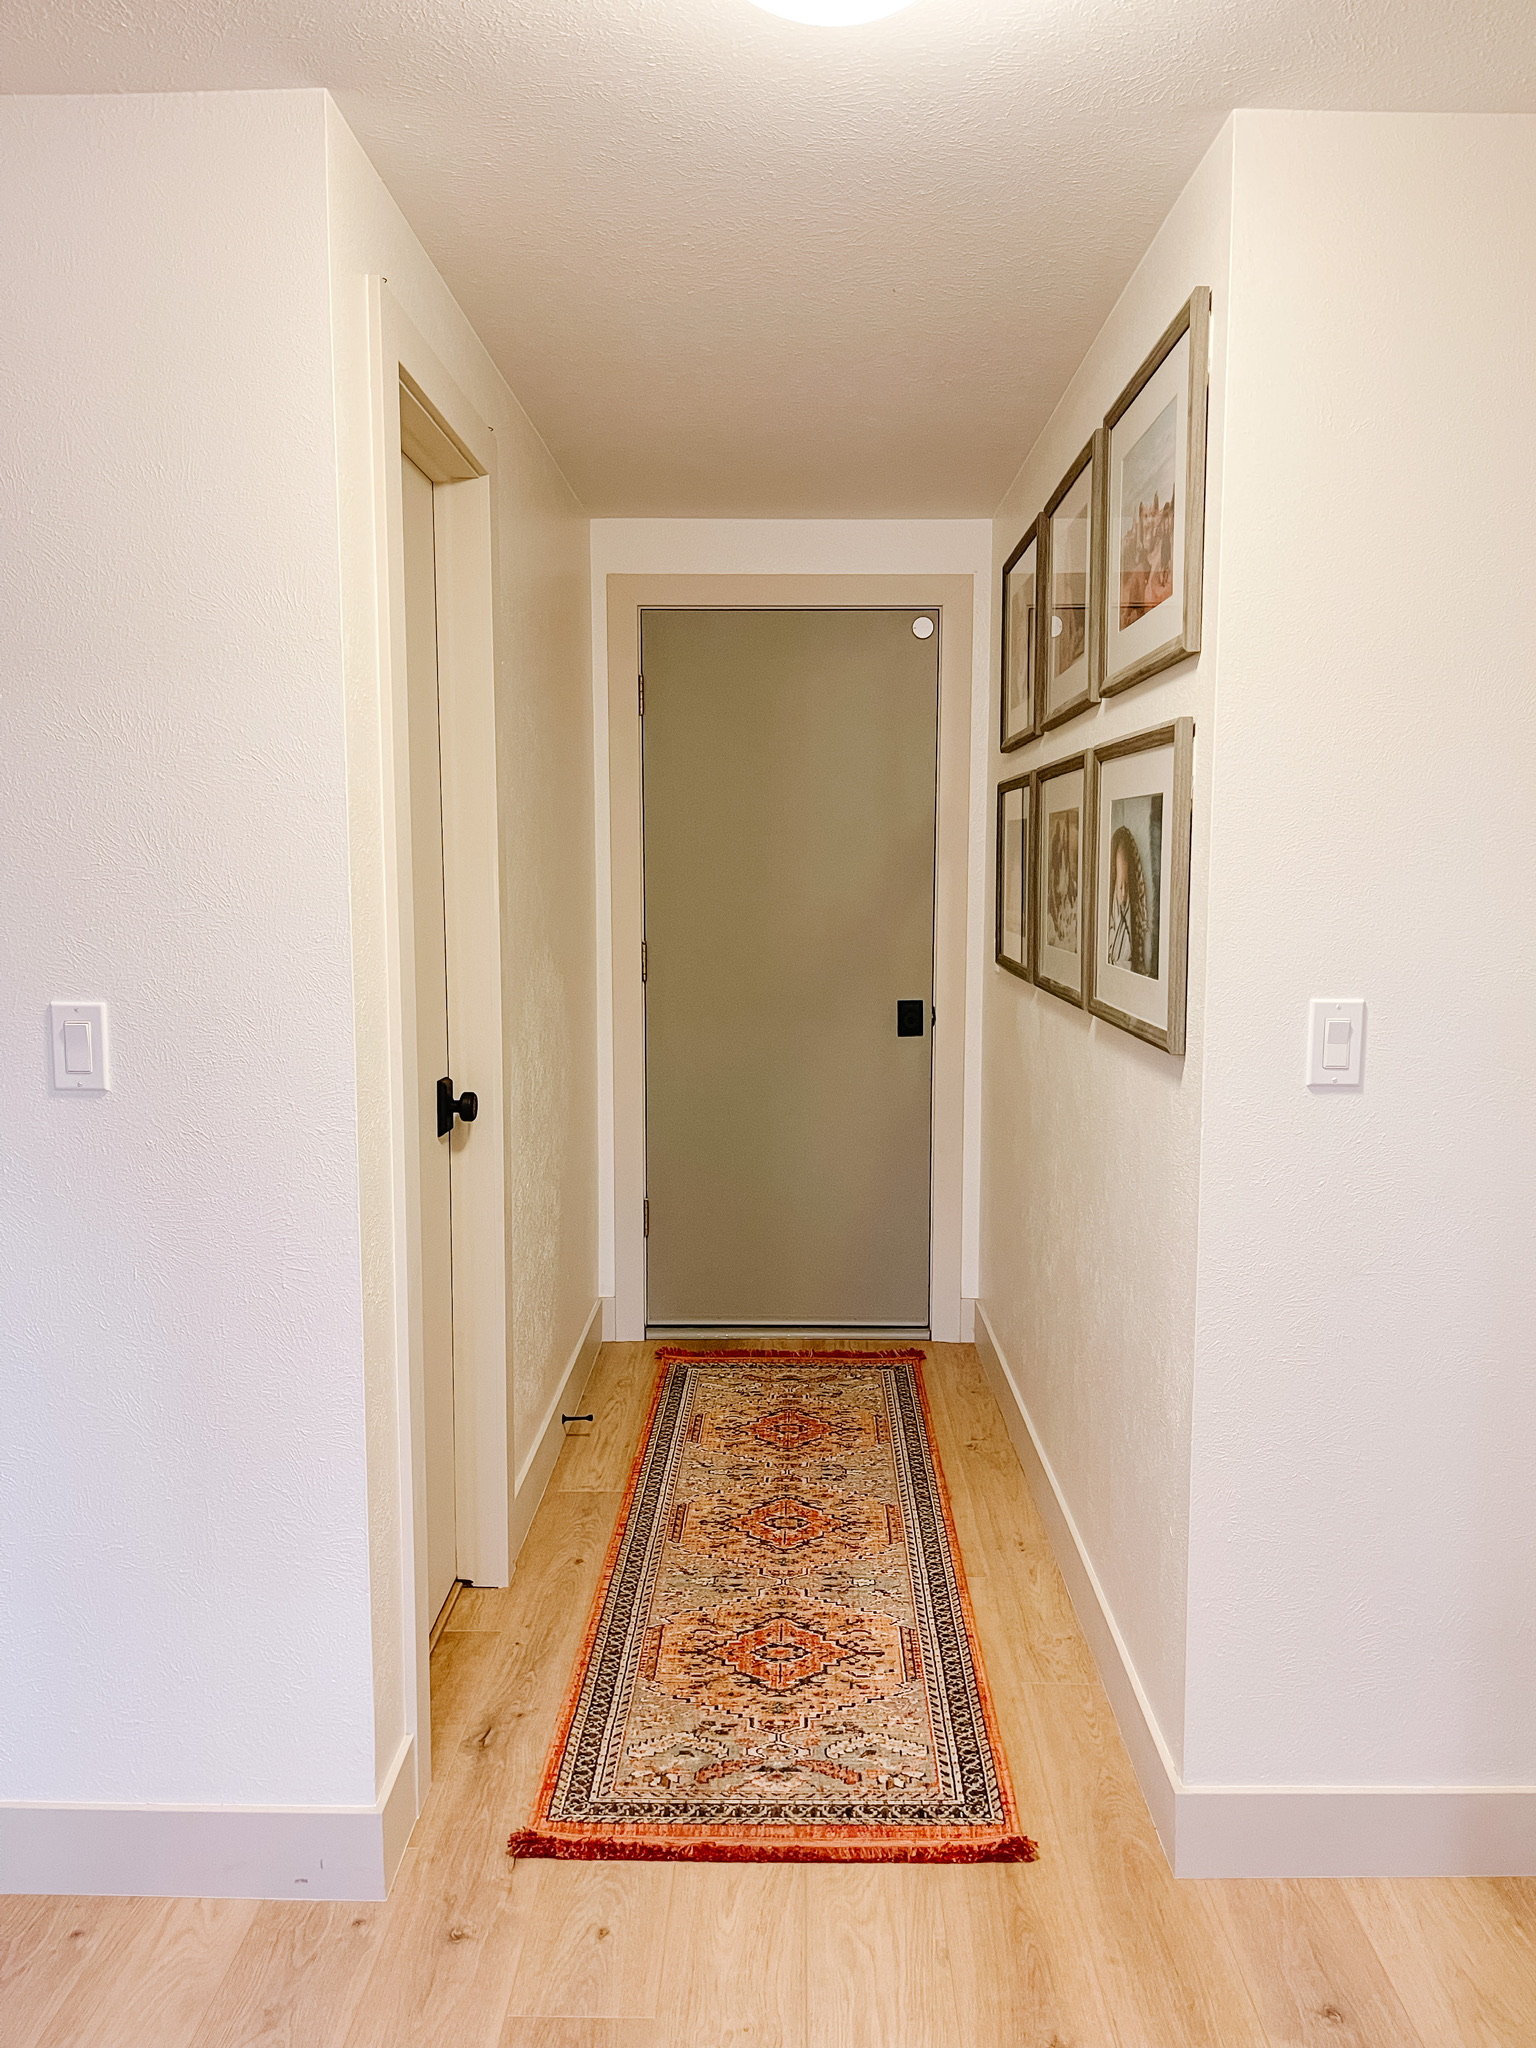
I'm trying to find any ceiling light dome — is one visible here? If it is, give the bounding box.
[746,0,920,23]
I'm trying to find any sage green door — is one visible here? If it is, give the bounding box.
[641,608,938,1331]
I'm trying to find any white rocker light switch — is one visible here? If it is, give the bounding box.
[50,1002,109,1091]
[1307,998,1364,1088]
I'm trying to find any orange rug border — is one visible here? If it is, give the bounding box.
[507,1343,1039,1866]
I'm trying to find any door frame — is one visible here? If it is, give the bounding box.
[604,573,974,1341]
[371,287,511,1799]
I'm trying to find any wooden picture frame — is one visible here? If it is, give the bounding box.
[994,773,1032,980]
[1101,289,1211,697]
[1032,750,1092,1007]
[1039,430,1106,732]
[999,519,1041,752]
[1088,718,1194,1054]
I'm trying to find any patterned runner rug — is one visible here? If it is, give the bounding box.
[508,1345,1037,1864]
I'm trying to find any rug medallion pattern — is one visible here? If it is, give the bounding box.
[508,1347,1036,1863]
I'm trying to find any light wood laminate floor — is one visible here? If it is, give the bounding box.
[7,1341,1536,2046]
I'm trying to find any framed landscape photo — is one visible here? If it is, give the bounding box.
[1102,289,1211,697]
[994,774,1032,979]
[999,520,1040,751]
[1088,718,1194,1054]
[1032,751,1091,1007]
[1040,431,1105,731]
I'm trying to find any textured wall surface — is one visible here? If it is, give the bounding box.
[325,106,598,1640]
[982,128,1235,1772]
[0,93,377,1806]
[0,88,598,1816]
[1184,113,1536,1787]
[0,3,1531,515]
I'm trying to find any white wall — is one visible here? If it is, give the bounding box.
[981,128,1235,1775]
[589,520,991,1336]
[0,90,598,1886]
[326,104,597,1781]
[981,111,1536,1873]
[1184,112,1536,1791]
[0,92,376,1809]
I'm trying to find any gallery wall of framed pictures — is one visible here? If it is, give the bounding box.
[990,286,1210,1055]
[992,720,1195,1053]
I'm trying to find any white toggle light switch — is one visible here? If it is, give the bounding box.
[1307,998,1364,1088]
[50,1002,109,1091]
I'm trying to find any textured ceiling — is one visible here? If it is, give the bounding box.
[4,0,1533,514]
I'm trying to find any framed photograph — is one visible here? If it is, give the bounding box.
[994,773,1032,980]
[999,521,1040,751]
[1088,718,1194,1054]
[1033,751,1091,1007]
[1102,289,1211,697]
[1039,431,1105,731]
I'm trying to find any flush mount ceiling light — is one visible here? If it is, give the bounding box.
[745,0,920,23]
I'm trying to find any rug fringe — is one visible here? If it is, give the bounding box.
[508,1828,1039,1865]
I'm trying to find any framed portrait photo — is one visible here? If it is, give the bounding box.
[1102,289,1211,697]
[1039,431,1105,731]
[999,521,1040,751]
[1033,751,1091,1007]
[1088,718,1194,1054]
[995,773,1032,980]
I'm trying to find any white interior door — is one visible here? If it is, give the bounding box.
[401,453,458,1627]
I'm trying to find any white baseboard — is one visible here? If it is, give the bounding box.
[1175,1783,1536,1878]
[972,1300,1536,1879]
[972,1300,1181,1857]
[509,1297,604,1561]
[0,1735,417,1901]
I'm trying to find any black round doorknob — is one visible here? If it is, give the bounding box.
[437,1076,479,1136]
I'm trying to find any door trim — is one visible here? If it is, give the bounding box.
[604,574,975,1343]
[370,286,510,1815]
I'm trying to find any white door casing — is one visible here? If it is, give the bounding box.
[604,572,974,1344]
[371,285,509,1813]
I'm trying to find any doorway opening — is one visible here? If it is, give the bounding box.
[399,427,470,1632]
[639,607,940,1337]
[378,298,512,1816]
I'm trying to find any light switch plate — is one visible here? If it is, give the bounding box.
[1307,998,1364,1088]
[50,1002,109,1091]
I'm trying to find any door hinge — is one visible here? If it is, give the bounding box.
[641,940,648,982]
[638,673,645,716]
[643,1199,650,1238]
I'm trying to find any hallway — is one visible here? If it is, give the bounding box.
[7,1342,1535,2047]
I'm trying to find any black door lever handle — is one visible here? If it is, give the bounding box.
[437,1076,479,1138]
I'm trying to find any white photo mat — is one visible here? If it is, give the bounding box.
[1089,718,1194,1053]
[1093,744,1174,1028]
[1102,290,1209,696]
[1044,462,1095,722]
[1105,332,1188,680]
[995,777,1030,976]
[1000,532,1038,749]
[1034,757,1088,1005]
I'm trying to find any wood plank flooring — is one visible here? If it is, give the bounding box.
[7,1339,1535,2045]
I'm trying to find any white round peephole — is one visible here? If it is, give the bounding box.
[746,0,919,23]
[912,616,935,639]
